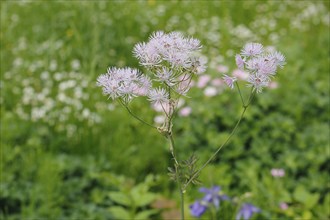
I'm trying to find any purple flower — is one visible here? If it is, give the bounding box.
[236,203,261,220]
[222,74,237,89]
[199,186,230,209]
[235,54,245,70]
[189,201,207,217]
[279,202,288,210]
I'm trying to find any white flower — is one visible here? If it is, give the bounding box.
[133,31,204,73]
[133,75,152,96]
[148,87,169,105]
[268,51,286,69]
[189,56,207,74]
[217,65,229,73]
[154,115,165,124]
[241,43,263,57]
[96,67,147,103]
[155,67,174,85]
[133,42,161,66]
[246,73,270,93]
[197,74,211,88]
[246,57,277,76]
[164,51,190,68]
[222,74,237,89]
[204,86,218,97]
[232,69,249,80]
[175,75,192,96]
[149,31,165,41]
[179,106,192,117]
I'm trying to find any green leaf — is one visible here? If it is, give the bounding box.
[134,210,158,220]
[293,185,319,208]
[136,193,156,207]
[108,206,131,220]
[305,193,320,209]
[130,184,156,207]
[279,190,291,203]
[293,185,309,202]
[108,191,131,206]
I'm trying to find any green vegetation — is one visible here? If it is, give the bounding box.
[1,1,329,219]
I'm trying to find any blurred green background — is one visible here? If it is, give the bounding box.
[1,1,329,219]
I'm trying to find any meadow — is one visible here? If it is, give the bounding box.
[1,1,329,219]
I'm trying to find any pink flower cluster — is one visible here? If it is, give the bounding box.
[97,31,206,107]
[96,67,152,104]
[224,43,286,93]
[271,168,285,178]
[133,31,206,73]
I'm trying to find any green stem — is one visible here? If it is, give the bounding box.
[180,189,185,220]
[183,91,256,191]
[246,89,256,107]
[167,133,184,220]
[119,100,157,129]
[235,81,245,107]
[169,134,179,166]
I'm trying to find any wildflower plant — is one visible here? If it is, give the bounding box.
[97,31,285,219]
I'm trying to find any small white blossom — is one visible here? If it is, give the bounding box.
[133,75,152,96]
[155,67,174,85]
[204,86,218,97]
[148,87,169,105]
[133,42,161,66]
[217,65,229,73]
[197,74,211,88]
[241,43,263,57]
[189,56,207,74]
[179,106,192,117]
[96,67,147,103]
[247,73,270,93]
[232,69,249,80]
[268,51,286,68]
[246,57,277,76]
[154,115,165,124]
[175,75,192,96]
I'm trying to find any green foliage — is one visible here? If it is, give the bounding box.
[1,1,329,219]
[107,175,160,219]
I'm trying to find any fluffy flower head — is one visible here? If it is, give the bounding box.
[147,87,169,105]
[229,42,286,94]
[241,43,263,57]
[133,31,203,73]
[96,67,148,103]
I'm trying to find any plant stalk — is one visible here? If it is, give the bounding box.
[168,132,184,220]
[183,91,255,191]
[180,188,185,220]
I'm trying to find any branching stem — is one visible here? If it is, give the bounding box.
[183,91,255,191]
[236,81,245,106]
[119,100,157,129]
